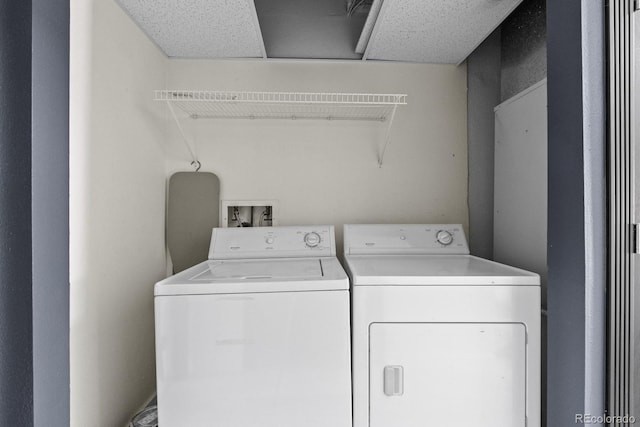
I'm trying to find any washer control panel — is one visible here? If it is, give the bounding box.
[435,229,454,246]
[303,232,322,247]
[210,225,336,259]
[344,224,469,255]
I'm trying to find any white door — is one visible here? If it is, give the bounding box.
[608,1,640,421]
[369,322,527,427]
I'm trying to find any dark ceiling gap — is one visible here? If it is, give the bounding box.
[254,0,369,59]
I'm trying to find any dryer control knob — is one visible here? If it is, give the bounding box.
[436,230,454,246]
[304,232,321,248]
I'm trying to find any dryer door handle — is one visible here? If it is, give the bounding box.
[383,365,404,396]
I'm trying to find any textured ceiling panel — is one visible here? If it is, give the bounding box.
[115,0,266,58]
[363,0,523,64]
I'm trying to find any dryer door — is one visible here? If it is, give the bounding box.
[369,322,527,427]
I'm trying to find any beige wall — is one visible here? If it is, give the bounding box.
[71,2,469,425]
[167,59,469,250]
[70,0,167,425]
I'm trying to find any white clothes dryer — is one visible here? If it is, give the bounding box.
[344,224,541,427]
[155,225,352,427]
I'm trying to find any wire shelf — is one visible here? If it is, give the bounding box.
[156,90,407,167]
[154,90,407,121]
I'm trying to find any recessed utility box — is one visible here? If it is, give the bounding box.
[221,200,277,228]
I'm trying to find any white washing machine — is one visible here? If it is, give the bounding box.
[344,224,540,427]
[155,225,352,427]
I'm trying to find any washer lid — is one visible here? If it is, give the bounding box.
[345,255,540,286]
[155,257,348,296]
[193,258,322,280]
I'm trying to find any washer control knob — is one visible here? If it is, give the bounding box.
[304,232,321,248]
[265,237,274,245]
[436,230,454,246]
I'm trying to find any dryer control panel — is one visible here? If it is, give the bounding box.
[344,224,469,255]
[209,225,336,259]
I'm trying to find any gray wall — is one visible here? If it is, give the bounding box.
[0,2,34,426]
[0,1,70,426]
[32,0,70,425]
[546,0,588,419]
[580,0,605,418]
[547,0,605,425]
[467,30,501,259]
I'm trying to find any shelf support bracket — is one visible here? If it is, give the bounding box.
[165,100,200,169]
[377,104,398,167]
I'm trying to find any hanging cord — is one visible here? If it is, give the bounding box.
[165,100,200,170]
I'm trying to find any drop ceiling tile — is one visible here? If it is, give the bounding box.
[363,0,523,64]
[115,0,266,58]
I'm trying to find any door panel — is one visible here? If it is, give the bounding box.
[369,323,527,427]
